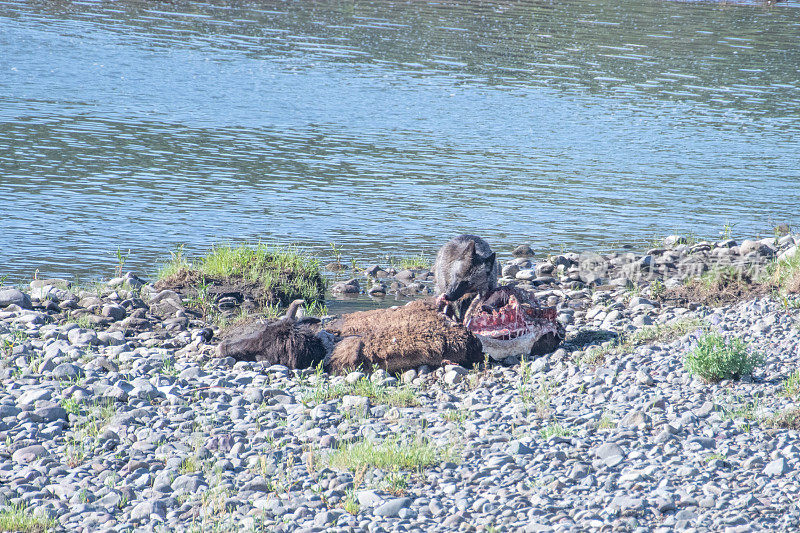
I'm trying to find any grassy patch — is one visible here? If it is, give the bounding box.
[684,333,762,383]
[663,265,774,307]
[159,356,178,377]
[580,317,707,365]
[0,503,56,533]
[1,328,29,357]
[767,408,800,430]
[157,242,326,313]
[782,369,800,397]
[66,314,96,330]
[327,434,454,473]
[180,456,200,474]
[539,422,573,439]
[705,452,726,463]
[301,372,419,408]
[517,356,538,405]
[343,488,360,515]
[441,408,471,425]
[382,470,410,495]
[597,413,617,431]
[769,246,800,294]
[60,397,81,416]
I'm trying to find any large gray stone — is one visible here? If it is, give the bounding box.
[12,444,49,463]
[102,304,127,321]
[96,492,122,509]
[764,457,788,476]
[356,490,383,507]
[34,403,68,422]
[52,363,84,381]
[594,442,624,460]
[0,288,31,309]
[374,497,412,517]
[610,495,644,512]
[507,441,535,455]
[131,499,166,521]
[17,388,52,406]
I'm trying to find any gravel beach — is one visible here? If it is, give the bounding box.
[1,235,799,532]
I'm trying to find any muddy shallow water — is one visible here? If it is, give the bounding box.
[1,0,799,284]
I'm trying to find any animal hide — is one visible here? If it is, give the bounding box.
[324,298,484,374]
[216,319,327,369]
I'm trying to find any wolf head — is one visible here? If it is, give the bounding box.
[436,238,497,301]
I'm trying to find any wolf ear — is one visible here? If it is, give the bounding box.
[485,252,496,269]
[462,240,476,257]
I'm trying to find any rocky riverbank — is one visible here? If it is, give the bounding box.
[1,235,800,532]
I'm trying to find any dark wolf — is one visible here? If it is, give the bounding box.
[433,234,499,302]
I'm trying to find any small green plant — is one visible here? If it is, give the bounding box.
[684,333,762,383]
[721,221,734,240]
[769,246,800,294]
[329,242,344,266]
[0,503,56,533]
[517,357,537,404]
[382,471,409,495]
[66,314,95,330]
[111,246,131,278]
[160,356,178,376]
[597,414,616,430]
[160,244,191,279]
[302,300,328,317]
[782,369,800,397]
[180,456,200,474]
[1,328,29,356]
[442,408,470,425]
[60,397,81,416]
[705,452,726,463]
[343,488,360,515]
[539,422,573,439]
[65,436,87,467]
[0,274,8,286]
[650,278,666,299]
[580,317,707,365]
[327,434,454,473]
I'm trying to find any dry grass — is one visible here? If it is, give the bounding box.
[767,408,800,430]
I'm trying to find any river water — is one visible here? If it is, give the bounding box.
[1,0,799,284]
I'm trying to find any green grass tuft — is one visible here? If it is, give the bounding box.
[301,367,419,408]
[782,369,800,397]
[343,488,360,515]
[539,422,573,439]
[0,503,56,533]
[683,332,762,383]
[158,242,326,310]
[580,317,707,365]
[767,408,800,430]
[327,434,454,473]
[769,246,800,294]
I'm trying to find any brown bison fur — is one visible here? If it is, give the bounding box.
[325,298,483,374]
[216,319,326,369]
